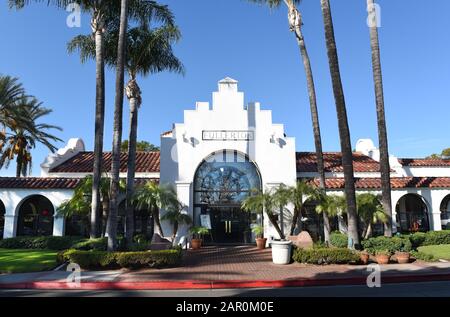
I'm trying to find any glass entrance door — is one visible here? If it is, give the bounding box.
[210,206,251,244]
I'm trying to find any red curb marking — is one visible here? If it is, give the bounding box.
[1,274,450,290]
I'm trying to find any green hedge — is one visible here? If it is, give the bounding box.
[330,231,348,248]
[361,236,412,254]
[412,230,450,247]
[410,250,437,262]
[0,236,83,251]
[292,247,359,265]
[61,249,182,269]
[70,237,107,251]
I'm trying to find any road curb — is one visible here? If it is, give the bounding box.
[1,273,450,290]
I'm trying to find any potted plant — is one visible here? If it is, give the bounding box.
[359,250,370,265]
[189,226,209,250]
[252,225,267,249]
[395,247,411,264]
[375,250,391,265]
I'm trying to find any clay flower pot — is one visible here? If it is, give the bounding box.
[396,251,410,264]
[375,253,391,265]
[360,251,370,265]
[191,239,202,250]
[255,238,267,250]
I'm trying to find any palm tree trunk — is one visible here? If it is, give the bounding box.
[290,207,300,235]
[90,18,106,239]
[107,0,129,252]
[364,222,373,239]
[153,206,164,237]
[101,195,109,237]
[172,221,178,242]
[320,0,360,249]
[367,0,392,237]
[15,151,22,177]
[289,4,328,243]
[124,79,141,246]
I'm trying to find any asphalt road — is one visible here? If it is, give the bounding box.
[0,281,450,297]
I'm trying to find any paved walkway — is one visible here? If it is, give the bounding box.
[1,246,450,289]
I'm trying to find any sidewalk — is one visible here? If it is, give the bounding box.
[1,246,450,290]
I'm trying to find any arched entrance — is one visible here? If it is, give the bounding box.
[440,195,450,230]
[395,194,430,233]
[0,200,5,239]
[193,150,262,244]
[17,195,54,236]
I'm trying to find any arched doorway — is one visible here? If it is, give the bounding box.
[440,195,450,230]
[193,150,262,244]
[0,200,5,239]
[17,195,54,236]
[395,194,430,233]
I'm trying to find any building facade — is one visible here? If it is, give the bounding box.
[0,78,449,243]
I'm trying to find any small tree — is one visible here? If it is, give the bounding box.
[356,193,388,239]
[242,189,285,240]
[161,201,192,242]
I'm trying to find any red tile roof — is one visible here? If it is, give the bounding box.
[50,151,160,173]
[296,152,381,173]
[399,158,450,167]
[0,177,82,189]
[308,177,450,190]
[0,177,158,189]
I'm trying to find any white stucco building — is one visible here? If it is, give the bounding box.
[0,78,449,243]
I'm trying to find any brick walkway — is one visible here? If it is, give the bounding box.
[119,246,450,282]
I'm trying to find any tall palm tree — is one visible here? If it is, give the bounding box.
[242,189,285,239]
[248,0,328,242]
[69,23,183,246]
[367,0,392,237]
[320,0,360,249]
[106,0,129,252]
[133,182,178,237]
[0,96,62,177]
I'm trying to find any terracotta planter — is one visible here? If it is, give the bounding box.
[375,254,390,265]
[255,238,267,250]
[396,252,410,264]
[191,239,202,250]
[360,252,370,265]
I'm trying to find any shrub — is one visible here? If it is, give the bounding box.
[407,232,426,249]
[0,236,83,250]
[410,250,437,262]
[330,231,348,248]
[422,230,450,246]
[362,236,412,254]
[62,248,182,269]
[70,237,107,251]
[292,247,359,265]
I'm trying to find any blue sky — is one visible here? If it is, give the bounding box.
[0,0,449,176]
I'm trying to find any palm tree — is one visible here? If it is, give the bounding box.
[161,201,192,242]
[356,193,388,239]
[320,0,360,249]
[285,180,317,236]
[133,182,178,238]
[0,75,26,130]
[242,189,285,239]
[315,194,347,240]
[367,0,392,237]
[248,0,329,242]
[0,96,62,177]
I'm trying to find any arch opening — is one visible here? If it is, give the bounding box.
[395,194,430,233]
[440,195,450,230]
[17,195,54,236]
[0,200,5,239]
[193,150,262,244]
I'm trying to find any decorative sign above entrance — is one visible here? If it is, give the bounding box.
[202,130,254,141]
